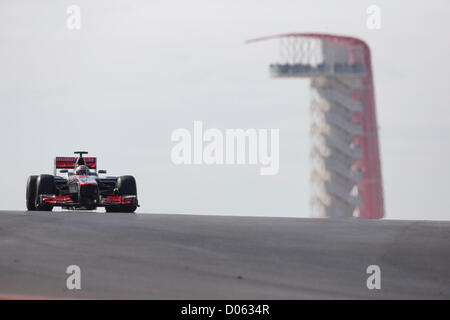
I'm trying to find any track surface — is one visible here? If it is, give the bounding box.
[0,210,449,299]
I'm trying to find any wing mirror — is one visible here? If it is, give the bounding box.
[98,170,107,174]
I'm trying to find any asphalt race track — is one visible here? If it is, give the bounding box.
[0,210,449,299]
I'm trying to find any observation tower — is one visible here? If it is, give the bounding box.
[248,33,384,219]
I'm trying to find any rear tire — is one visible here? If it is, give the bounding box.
[105,176,137,213]
[26,175,38,211]
[35,174,55,211]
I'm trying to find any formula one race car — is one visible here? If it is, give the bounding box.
[26,151,139,213]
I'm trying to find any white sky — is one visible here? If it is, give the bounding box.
[0,0,449,220]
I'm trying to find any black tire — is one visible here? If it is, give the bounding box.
[26,175,38,211]
[117,175,137,196]
[105,205,136,213]
[106,175,137,213]
[35,174,55,211]
[105,206,119,213]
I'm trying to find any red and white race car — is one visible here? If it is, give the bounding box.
[26,151,139,213]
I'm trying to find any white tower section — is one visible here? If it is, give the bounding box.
[309,76,364,217]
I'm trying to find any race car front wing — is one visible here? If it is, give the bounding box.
[38,194,139,207]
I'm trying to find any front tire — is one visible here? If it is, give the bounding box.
[105,175,137,213]
[35,174,55,211]
[26,175,38,211]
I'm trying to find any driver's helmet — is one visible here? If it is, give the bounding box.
[76,157,85,166]
[75,165,90,176]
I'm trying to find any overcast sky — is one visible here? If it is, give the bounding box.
[0,0,449,220]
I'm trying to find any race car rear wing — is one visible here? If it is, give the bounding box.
[54,157,97,175]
